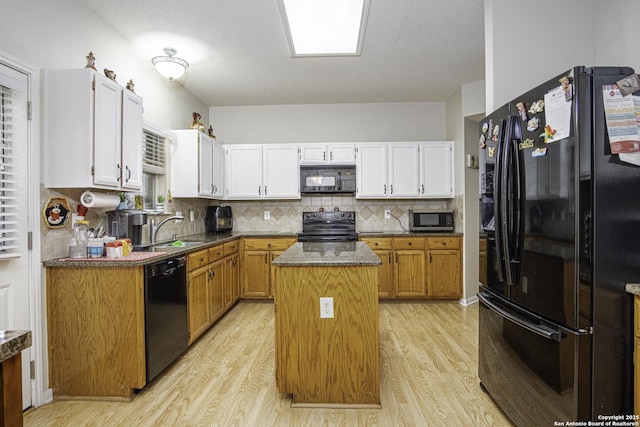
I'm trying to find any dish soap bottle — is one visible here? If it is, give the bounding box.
[69,219,89,258]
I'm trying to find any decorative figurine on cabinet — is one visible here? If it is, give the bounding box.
[190,112,205,132]
[208,125,216,139]
[126,79,135,93]
[85,51,97,70]
[104,68,116,81]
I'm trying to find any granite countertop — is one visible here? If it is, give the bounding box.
[626,284,640,296]
[42,231,297,268]
[272,241,382,267]
[0,330,32,363]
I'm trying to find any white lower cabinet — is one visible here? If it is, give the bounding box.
[224,144,299,199]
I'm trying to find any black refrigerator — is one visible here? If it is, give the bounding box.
[478,66,639,425]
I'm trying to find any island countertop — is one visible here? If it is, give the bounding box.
[272,241,382,267]
[0,330,31,363]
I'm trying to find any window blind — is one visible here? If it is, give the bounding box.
[142,126,167,175]
[0,82,23,258]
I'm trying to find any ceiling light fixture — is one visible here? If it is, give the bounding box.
[151,47,189,82]
[279,0,370,56]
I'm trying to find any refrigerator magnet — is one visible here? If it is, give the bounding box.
[519,138,535,150]
[488,146,496,158]
[532,147,548,158]
[527,117,540,132]
[540,124,557,143]
[516,102,528,122]
[482,122,489,133]
[480,134,487,149]
[492,125,500,141]
[528,100,544,115]
[616,73,640,97]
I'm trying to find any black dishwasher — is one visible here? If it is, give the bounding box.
[144,255,189,383]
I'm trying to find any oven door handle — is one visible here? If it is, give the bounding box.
[479,292,561,342]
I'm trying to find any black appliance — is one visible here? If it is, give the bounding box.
[297,211,358,242]
[205,205,233,232]
[478,66,639,425]
[106,209,148,250]
[408,209,454,232]
[144,255,188,383]
[300,165,356,194]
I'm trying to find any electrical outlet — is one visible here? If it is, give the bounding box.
[189,211,195,222]
[384,210,391,219]
[320,297,334,318]
[264,210,271,220]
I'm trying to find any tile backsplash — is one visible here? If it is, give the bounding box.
[40,187,461,261]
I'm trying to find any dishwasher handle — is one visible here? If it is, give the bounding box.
[146,255,186,278]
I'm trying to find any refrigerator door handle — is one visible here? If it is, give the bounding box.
[507,117,525,284]
[499,119,514,286]
[479,292,562,342]
[493,120,506,283]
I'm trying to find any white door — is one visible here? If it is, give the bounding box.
[263,144,299,199]
[356,143,388,198]
[0,62,32,408]
[389,143,420,197]
[93,73,122,187]
[198,133,213,197]
[212,142,224,197]
[328,144,355,164]
[121,90,143,190]
[225,145,263,198]
[420,141,454,197]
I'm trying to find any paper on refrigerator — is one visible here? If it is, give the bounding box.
[602,84,640,155]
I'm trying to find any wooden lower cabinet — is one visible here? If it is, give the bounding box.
[187,240,241,344]
[361,235,462,299]
[242,237,296,298]
[46,266,146,399]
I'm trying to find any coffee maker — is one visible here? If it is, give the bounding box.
[106,209,148,250]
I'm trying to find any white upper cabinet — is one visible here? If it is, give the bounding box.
[419,141,454,197]
[224,144,300,199]
[44,68,143,190]
[299,143,356,164]
[389,143,420,197]
[357,141,454,199]
[356,143,388,197]
[170,129,222,199]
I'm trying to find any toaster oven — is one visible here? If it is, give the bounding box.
[205,205,233,232]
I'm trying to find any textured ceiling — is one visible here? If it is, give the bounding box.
[78,0,485,107]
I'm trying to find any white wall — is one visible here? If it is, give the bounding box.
[595,1,640,72]
[210,102,446,144]
[0,0,207,130]
[484,0,596,112]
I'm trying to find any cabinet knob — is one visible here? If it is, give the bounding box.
[408,242,412,246]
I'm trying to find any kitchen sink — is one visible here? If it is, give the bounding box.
[153,241,204,249]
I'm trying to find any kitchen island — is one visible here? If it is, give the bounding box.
[272,241,381,407]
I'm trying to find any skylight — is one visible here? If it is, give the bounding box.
[280,0,369,56]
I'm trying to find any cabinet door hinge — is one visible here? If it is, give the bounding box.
[27,231,32,250]
[27,101,32,120]
[30,360,36,380]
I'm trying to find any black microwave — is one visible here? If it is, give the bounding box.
[409,210,454,232]
[300,165,356,194]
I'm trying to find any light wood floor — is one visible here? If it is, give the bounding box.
[25,300,513,426]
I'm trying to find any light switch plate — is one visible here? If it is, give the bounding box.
[384,210,391,219]
[320,297,334,318]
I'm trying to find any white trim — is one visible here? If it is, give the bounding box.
[459,294,479,306]
[0,50,49,407]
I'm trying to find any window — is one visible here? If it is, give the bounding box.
[0,72,25,258]
[141,122,172,210]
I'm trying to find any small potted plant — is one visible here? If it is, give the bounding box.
[156,195,165,212]
[116,192,128,210]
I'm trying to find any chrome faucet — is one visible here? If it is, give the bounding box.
[150,215,184,244]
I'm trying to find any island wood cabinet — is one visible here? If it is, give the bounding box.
[46,266,146,399]
[187,241,240,344]
[242,237,297,298]
[361,235,462,299]
[44,68,143,191]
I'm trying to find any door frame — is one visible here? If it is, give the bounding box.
[0,50,47,408]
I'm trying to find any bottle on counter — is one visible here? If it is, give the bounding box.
[69,219,89,258]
